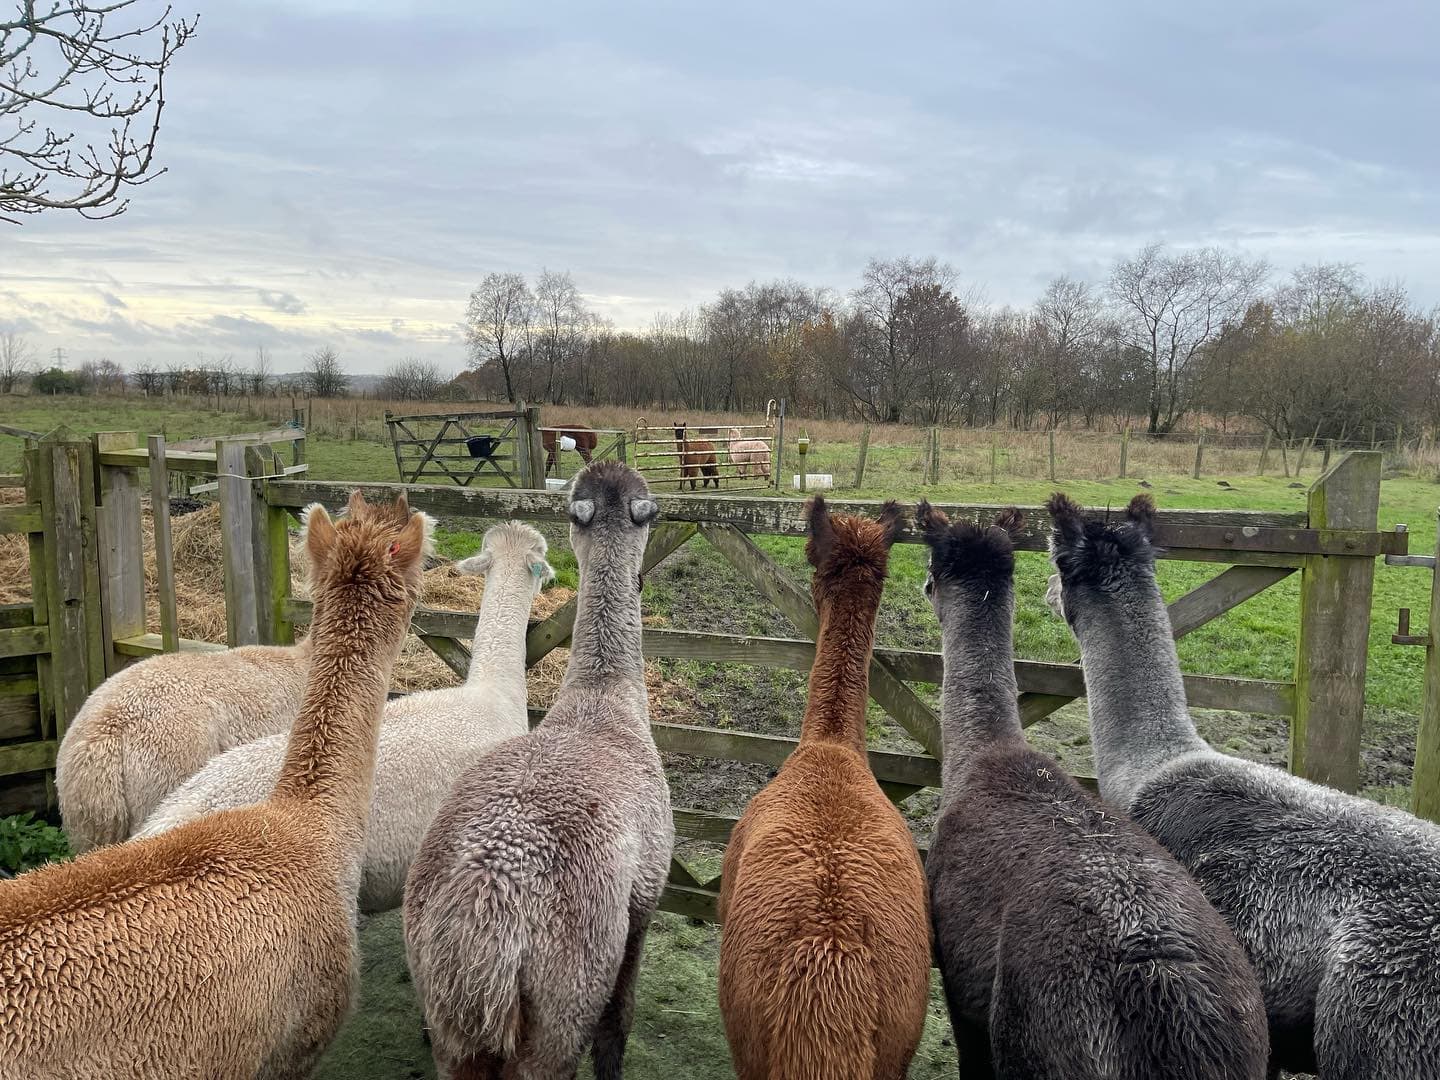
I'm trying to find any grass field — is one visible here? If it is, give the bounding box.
[2,395,1431,1078]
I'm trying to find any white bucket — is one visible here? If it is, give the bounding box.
[791,474,834,490]
[557,435,577,452]
[544,478,569,491]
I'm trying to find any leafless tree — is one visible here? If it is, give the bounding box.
[532,269,585,404]
[2,1,198,222]
[1109,243,1268,433]
[0,329,34,391]
[130,359,161,395]
[381,357,447,400]
[303,345,348,398]
[465,272,534,403]
[246,345,273,396]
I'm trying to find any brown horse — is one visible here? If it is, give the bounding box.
[542,425,599,476]
[673,422,719,490]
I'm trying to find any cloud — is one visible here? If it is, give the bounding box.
[257,289,307,315]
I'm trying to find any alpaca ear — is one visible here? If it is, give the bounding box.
[876,500,905,547]
[915,500,950,547]
[388,511,428,570]
[1126,494,1156,539]
[1045,492,1087,547]
[805,496,833,567]
[304,505,337,566]
[346,489,368,516]
[570,499,595,526]
[454,550,493,577]
[531,559,556,585]
[629,498,659,525]
[994,507,1025,538]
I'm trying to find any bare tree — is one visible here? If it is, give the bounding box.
[1032,276,1102,428]
[131,359,161,396]
[0,329,34,391]
[533,269,584,404]
[1109,243,1268,433]
[246,345,273,395]
[303,345,348,398]
[381,357,447,400]
[464,272,534,403]
[1,2,198,222]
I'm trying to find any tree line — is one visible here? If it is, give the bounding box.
[464,247,1440,438]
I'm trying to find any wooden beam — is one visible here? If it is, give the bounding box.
[217,440,259,647]
[0,625,50,659]
[419,634,471,679]
[97,447,218,474]
[93,432,146,675]
[113,633,227,656]
[1167,566,1296,639]
[1413,513,1440,824]
[148,436,179,652]
[0,504,42,534]
[0,739,56,778]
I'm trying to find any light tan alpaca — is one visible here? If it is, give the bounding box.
[0,491,427,1080]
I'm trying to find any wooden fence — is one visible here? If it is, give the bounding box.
[4,434,1434,923]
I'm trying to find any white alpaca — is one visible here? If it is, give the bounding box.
[136,520,553,914]
[56,638,313,853]
[727,427,772,479]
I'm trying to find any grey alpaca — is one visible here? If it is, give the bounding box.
[404,461,674,1080]
[1047,492,1440,1079]
[918,502,1268,1080]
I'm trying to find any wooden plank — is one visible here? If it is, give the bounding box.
[0,692,40,740]
[93,432,146,675]
[0,423,42,439]
[1293,451,1381,791]
[0,504,42,534]
[1167,566,1296,638]
[148,436,179,652]
[23,447,54,742]
[658,883,721,923]
[39,437,96,737]
[0,625,50,659]
[1413,515,1440,823]
[699,522,943,758]
[0,739,58,777]
[97,448,218,475]
[217,440,259,647]
[113,633,228,656]
[73,439,106,693]
[0,605,34,629]
[419,635,471,679]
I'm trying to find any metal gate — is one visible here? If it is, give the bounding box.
[632,416,777,492]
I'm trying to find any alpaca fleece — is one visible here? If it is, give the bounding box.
[1049,492,1440,1078]
[405,461,673,1080]
[136,521,552,913]
[921,503,1268,1080]
[56,637,311,852]
[726,428,772,479]
[0,491,427,1078]
[719,497,931,1080]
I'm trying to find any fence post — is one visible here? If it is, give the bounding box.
[1322,439,1333,472]
[854,425,870,489]
[217,439,259,646]
[1412,511,1440,823]
[989,440,997,485]
[1292,451,1381,791]
[92,431,145,672]
[514,402,534,487]
[773,399,786,490]
[22,448,55,748]
[246,446,293,646]
[1258,431,1272,475]
[616,431,627,465]
[1048,429,1056,482]
[525,407,546,489]
[147,436,179,652]
[35,431,105,740]
[1119,425,1129,478]
[1191,430,1205,479]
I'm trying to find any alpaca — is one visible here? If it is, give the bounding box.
[1048,492,1440,1079]
[542,424,598,476]
[405,461,673,1080]
[918,503,1267,1080]
[56,634,313,852]
[0,490,428,1079]
[135,521,554,913]
[718,497,931,1080]
[673,421,719,489]
[726,426,772,480]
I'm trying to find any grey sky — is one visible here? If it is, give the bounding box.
[3,0,1437,375]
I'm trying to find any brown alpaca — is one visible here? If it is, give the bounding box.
[0,491,428,1079]
[718,497,931,1080]
[542,423,598,475]
[673,421,719,489]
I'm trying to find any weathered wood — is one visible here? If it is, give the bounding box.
[1292,451,1381,791]
[1048,429,1056,482]
[658,882,721,923]
[39,437,101,737]
[0,423,42,440]
[217,440,259,647]
[0,691,40,741]
[1119,425,1129,477]
[1192,430,1205,479]
[0,739,57,778]
[1413,513,1440,823]
[420,634,471,678]
[97,447,218,474]
[854,425,870,488]
[1258,430,1272,475]
[245,447,291,646]
[93,432,146,674]
[0,625,50,659]
[22,449,54,742]
[1166,566,1296,639]
[73,439,106,693]
[526,407,546,489]
[525,522,696,664]
[699,522,944,758]
[113,633,228,656]
[147,436,180,653]
[0,504,42,534]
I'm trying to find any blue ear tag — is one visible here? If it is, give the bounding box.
[530,562,547,578]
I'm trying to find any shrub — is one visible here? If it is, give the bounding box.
[30,367,82,395]
[0,812,71,874]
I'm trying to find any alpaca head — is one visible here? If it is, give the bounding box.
[1045,492,1159,628]
[673,422,687,442]
[454,520,555,598]
[567,460,658,579]
[300,490,431,654]
[915,502,1023,622]
[805,496,904,610]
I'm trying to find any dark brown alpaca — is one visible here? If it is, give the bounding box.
[718,496,930,1080]
[542,424,598,475]
[918,502,1268,1079]
[673,422,719,489]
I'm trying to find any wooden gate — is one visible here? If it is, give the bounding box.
[385,407,540,488]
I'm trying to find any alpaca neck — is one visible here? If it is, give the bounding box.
[1072,574,1208,804]
[463,564,536,700]
[562,552,646,692]
[799,590,879,755]
[271,597,396,848]
[937,583,1024,795]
